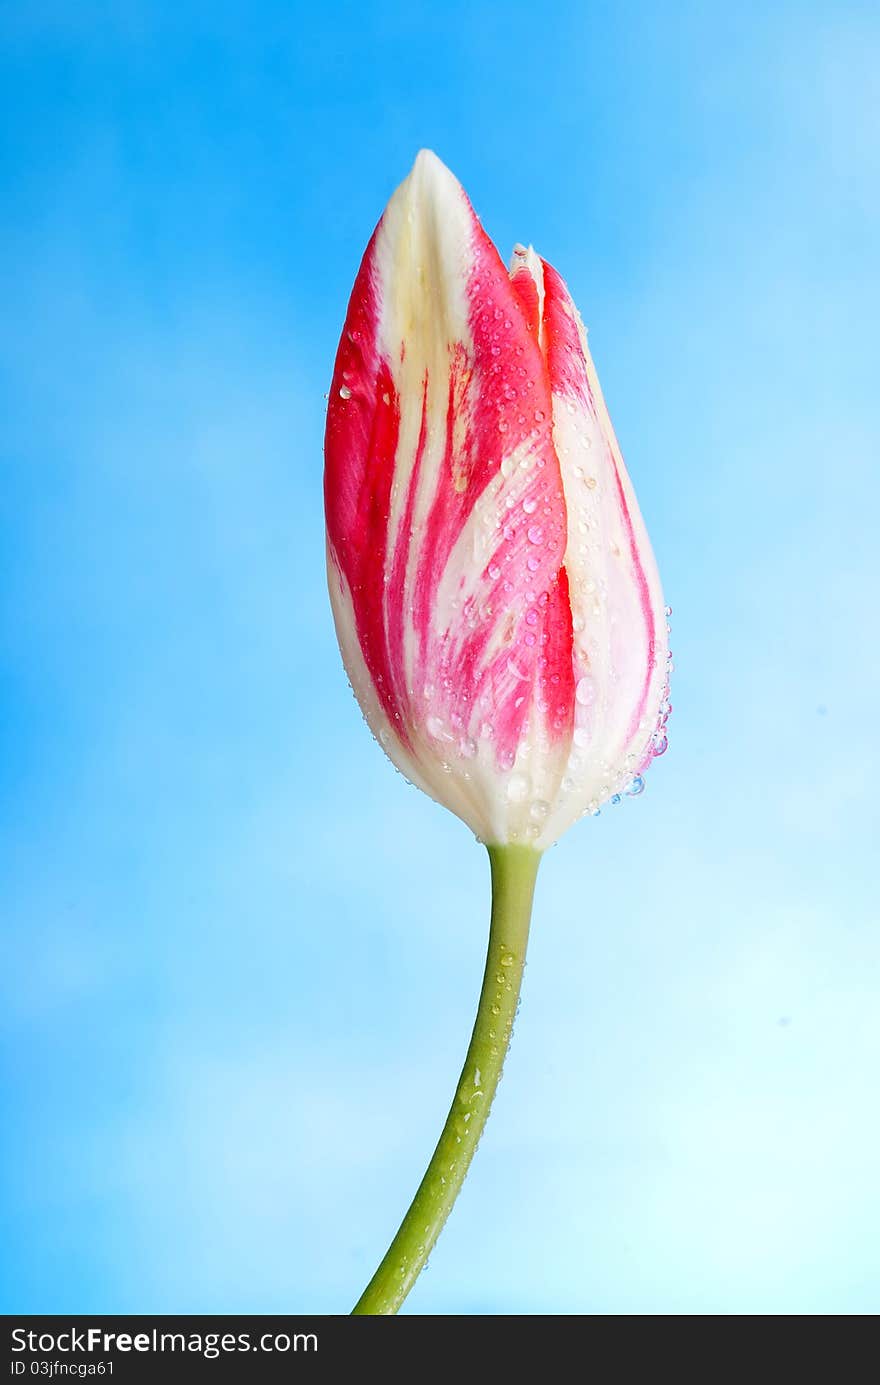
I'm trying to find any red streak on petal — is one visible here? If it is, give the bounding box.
[541,259,590,406]
[509,266,540,337]
[540,568,576,740]
[325,235,412,741]
[325,229,381,541]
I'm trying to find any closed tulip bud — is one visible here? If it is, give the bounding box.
[325,151,669,848]
[326,153,672,1316]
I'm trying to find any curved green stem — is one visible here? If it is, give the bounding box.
[352,842,541,1315]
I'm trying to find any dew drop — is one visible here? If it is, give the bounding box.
[575,677,593,706]
[625,775,645,796]
[338,385,352,400]
[507,770,530,802]
[527,525,544,545]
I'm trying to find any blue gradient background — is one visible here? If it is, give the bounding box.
[2,1,878,1315]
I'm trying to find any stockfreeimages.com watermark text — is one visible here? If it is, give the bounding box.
[11,1327,317,1363]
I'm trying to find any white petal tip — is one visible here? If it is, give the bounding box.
[409,148,456,185]
[508,242,542,276]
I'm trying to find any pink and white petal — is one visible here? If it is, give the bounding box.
[325,153,575,843]
[509,249,668,841]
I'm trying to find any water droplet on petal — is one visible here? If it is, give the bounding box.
[625,775,645,796]
[575,678,592,706]
[507,771,530,802]
[338,385,352,400]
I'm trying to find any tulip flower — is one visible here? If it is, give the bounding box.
[324,151,670,1313]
